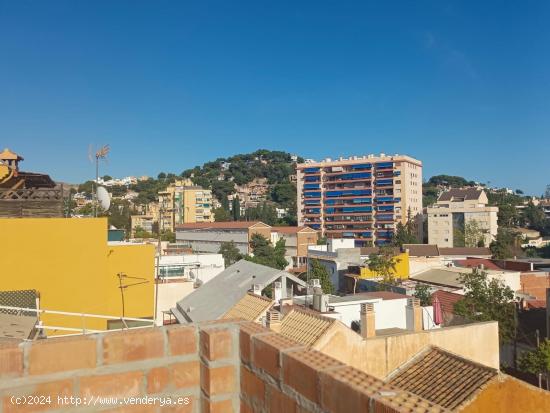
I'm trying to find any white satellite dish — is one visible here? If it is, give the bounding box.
[97,186,111,211]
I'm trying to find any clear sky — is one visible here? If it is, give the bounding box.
[1,1,549,194]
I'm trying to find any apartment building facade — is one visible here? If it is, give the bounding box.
[296,154,422,246]
[158,179,214,232]
[427,188,498,248]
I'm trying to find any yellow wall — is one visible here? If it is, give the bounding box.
[314,321,499,379]
[0,218,155,335]
[460,375,550,413]
[358,251,410,279]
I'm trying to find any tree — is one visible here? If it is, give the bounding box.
[157,172,167,180]
[102,175,112,181]
[317,236,328,245]
[464,219,487,248]
[366,246,401,286]
[497,204,520,228]
[522,202,547,232]
[134,226,154,239]
[453,268,516,343]
[519,339,550,383]
[232,196,241,221]
[413,284,432,306]
[490,228,521,259]
[219,241,242,266]
[213,207,231,222]
[160,230,176,243]
[393,221,418,247]
[270,183,296,207]
[309,259,334,294]
[246,234,288,270]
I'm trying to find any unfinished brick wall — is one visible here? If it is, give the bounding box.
[239,322,448,413]
[0,320,447,413]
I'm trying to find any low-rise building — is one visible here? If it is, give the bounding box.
[176,221,272,254]
[271,226,318,267]
[427,188,498,248]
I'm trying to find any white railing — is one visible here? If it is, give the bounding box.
[0,305,155,338]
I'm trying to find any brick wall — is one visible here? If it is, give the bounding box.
[0,321,447,412]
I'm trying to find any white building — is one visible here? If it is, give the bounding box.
[292,290,438,332]
[427,188,498,248]
[156,253,224,285]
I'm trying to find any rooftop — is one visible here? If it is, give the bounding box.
[431,290,464,315]
[387,347,498,410]
[271,225,316,234]
[0,148,23,161]
[176,221,269,230]
[403,244,440,257]
[222,293,274,321]
[437,188,484,202]
[438,247,492,256]
[171,259,305,323]
[279,307,336,346]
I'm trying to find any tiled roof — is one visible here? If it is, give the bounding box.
[222,293,274,321]
[454,258,502,271]
[360,246,401,256]
[0,148,23,160]
[431,290,463,314]
[176,221,269,230]
[438,247,492,256]
[272,226,316,234]
[279,308,335,346]
[437,188,483,202]
[388,347,497,410]
[403,244,440,257]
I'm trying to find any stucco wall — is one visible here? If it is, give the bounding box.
[314,321,499,379]
[460,375,550,413]
[0,218,155,333]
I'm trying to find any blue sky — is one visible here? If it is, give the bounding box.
[1,1,549,194]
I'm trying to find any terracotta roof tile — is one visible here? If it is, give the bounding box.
[403,244,440,257]
[437,188,483,202]
[388,347,497,410]
[279,308,335,346]
[222,293,274,321]
[431,290,463,315]
[176,221,269,230]
[272,226,317,234]
[438,247,492,256]
[454,258,502,271]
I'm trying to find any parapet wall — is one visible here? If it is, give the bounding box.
[0,320,448,412]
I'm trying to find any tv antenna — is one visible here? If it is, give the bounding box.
[88,144,110,217]
[117,272,150,324]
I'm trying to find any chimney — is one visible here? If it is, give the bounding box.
[273,281,282,303]
[266,310,282,333]
[478,264,485,271]
[252,284,262,296]
[406,298,423,332]
[360,303,376,338]
[312,286,323,311]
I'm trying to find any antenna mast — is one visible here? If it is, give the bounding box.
[92,145,110,217]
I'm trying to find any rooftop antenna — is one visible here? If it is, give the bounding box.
[88,144,110,217]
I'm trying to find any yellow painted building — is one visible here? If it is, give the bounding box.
[0,218,155,335]
[158,179,214,232]
[355,251,410,280]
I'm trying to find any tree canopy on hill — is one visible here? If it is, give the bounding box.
[426,175,477,187]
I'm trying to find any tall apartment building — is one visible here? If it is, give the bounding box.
[427,188,498,248]
[296,154,422,246]
[158,179,214,232]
